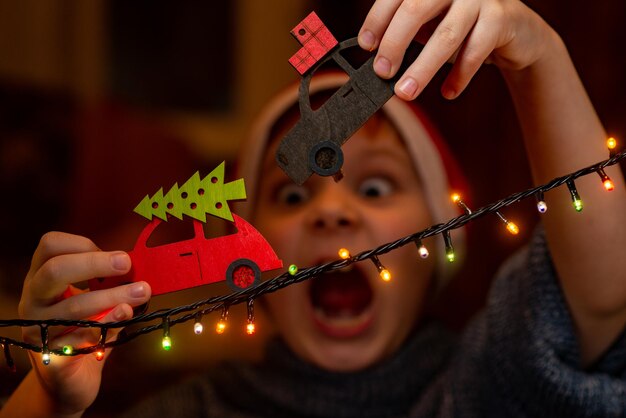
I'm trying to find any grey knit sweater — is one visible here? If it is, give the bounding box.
[121,230,626,417]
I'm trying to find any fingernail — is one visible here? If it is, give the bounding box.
[397,77,418,98]
[374,56,392,77]
[111,252,130,271]
[113,305,128,321]
[129,282,146,298]
[359,30,375,50]
[442,85,456,100]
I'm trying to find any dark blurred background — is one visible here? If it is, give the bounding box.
[0,1,624,416]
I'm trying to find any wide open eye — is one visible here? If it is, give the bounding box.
[276,183,310,206]
[358,177,394,199]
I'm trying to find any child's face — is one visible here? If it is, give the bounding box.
[254,115,436,372]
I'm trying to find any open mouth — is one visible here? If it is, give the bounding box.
[309,266,374,337]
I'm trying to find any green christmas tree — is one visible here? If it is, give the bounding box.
[133,162,246,222]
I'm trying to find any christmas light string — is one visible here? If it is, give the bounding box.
[0,147,624,367]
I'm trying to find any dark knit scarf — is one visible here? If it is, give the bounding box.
[209,323,456,418]
[423,228,626,417]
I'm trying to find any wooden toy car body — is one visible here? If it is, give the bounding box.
[89,214,283,295]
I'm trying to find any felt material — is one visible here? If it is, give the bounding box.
[288,12,338,75]
[133,162,246,223]
[278,39,423,186]
[88,215,282,296]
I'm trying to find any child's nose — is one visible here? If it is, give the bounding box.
[304,184,361,233]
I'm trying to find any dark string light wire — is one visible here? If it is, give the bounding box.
[0,149,624,365]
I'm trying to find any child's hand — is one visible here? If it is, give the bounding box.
[18,232,151,416]
[359,0,626,368]
[358,0,556,100]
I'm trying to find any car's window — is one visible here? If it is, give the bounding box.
[337,47,370,70]
[144,216,237,248]
[199,216,237,239]
[145,218,196,248]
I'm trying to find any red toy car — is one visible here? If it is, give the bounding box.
[89,214,283,296]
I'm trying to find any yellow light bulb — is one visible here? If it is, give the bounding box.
[451,193,472,215]
[216,321,226,334]
[607,137,617,150]
[246,322,256,335]
[370,256,391,282]
[506,221,519,235]
[338,248,351,259]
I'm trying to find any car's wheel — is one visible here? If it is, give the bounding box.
[309,140,343,177]
[226,259,261,292]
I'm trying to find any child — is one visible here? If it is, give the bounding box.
[2,0,625,416]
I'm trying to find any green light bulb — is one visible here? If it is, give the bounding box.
[573,199,583,212]
[62,345,73,355]
[162,336,172,351]
[288,264,298,275]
